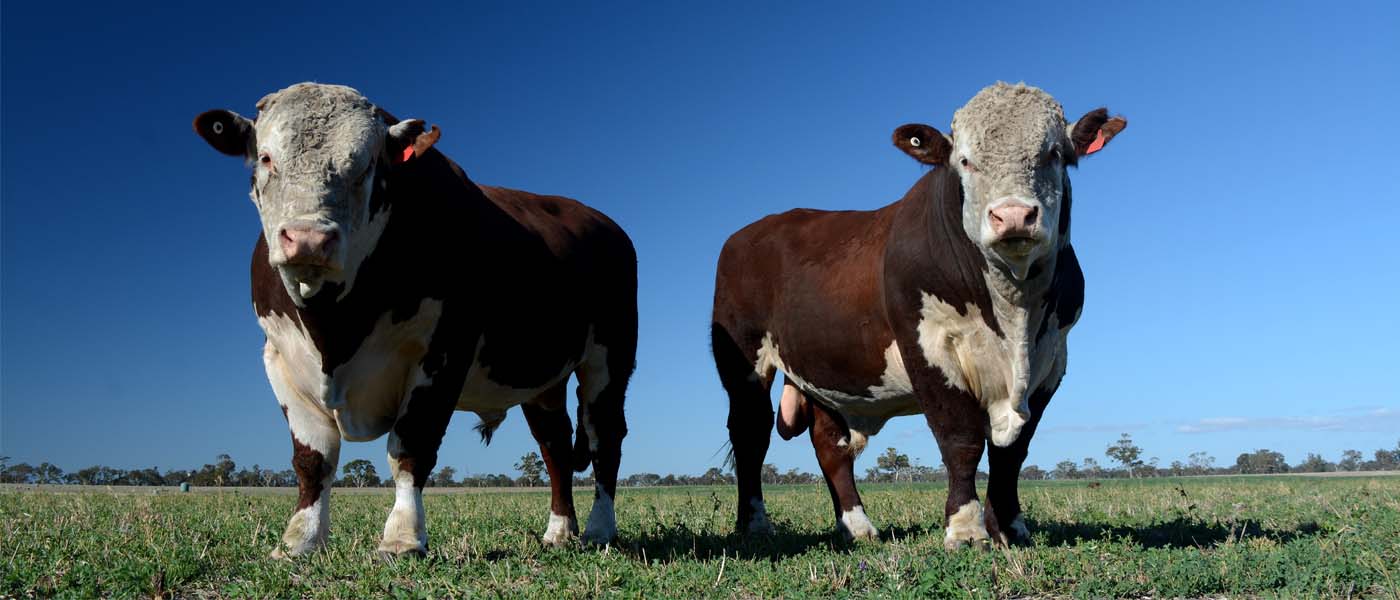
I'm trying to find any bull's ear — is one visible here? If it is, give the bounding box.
[892,123,952,166]
[386,118,442,164]
[193,110,254,157]
[1070,108,1127,157]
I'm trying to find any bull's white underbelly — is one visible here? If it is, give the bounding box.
[755,334,920,437]
[751,286,1070,445]
[454,336,578,412]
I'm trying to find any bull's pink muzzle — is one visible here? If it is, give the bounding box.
[988,202,1039,240]
[279,226,338,266]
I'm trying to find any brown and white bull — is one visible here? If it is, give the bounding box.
[711,83,1124,547]
[194,83,637,558]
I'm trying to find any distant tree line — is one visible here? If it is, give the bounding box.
[3,437,1398,487]
[1028,435,1400,480]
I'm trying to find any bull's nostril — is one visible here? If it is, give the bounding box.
[1025,207,1039,226]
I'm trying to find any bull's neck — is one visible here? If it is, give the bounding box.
[984,248,1057,309]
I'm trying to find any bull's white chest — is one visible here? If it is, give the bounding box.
[259,299,444,441]
[915,289,1068,446]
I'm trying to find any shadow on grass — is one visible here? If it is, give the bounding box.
[611,521,848,563]
[1026,516,1323,549]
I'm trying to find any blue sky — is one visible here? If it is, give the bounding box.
[3,2,1398,479]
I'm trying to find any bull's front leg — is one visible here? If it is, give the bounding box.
[266,345,341,558]
[379,364,464,559]
[903,351,994,550]
[985,387,1051,545]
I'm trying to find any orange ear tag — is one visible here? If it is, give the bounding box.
[401,145,416,162]
[1085,130,1106,155]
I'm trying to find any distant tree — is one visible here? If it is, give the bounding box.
[2,462,35,483]
[1370,445,1400,471]
[341,459,381,487]
[1295,453,1334,473]
[73,465,125,486]
[515,452,545,487]
[876,448,912,482]
[1235,449,1288,474]
[430,466,457,487]
[1339,449,1363,472]
[1081,457,1105,479]
[1188,451,1216,475]
[1169,460,1186,477]
[760,463,779,485]
[1021,465,1046,480]
[700,467,729,485]
[212,454,236,486]
[125,467,165,486]
[33,463,65,484]
[1051,460,1079,480]
[1105,433,1144,478]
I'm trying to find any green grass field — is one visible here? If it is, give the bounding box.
[3,476,1398,598]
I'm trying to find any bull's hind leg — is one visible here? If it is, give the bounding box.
[523,383,579,547]
[575,327,635,546]
[711,323,776,535]
[809,402,878,541]
[985,388,1050,545]
[267,344,340,559]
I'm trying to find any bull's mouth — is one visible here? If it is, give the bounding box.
[278,264,335,304]
[993,236,1040,257]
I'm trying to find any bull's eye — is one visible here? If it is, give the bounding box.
[960,157,976,172]
[1050,147,1063,164]
[259,153,272,166]
[354,164,372,187]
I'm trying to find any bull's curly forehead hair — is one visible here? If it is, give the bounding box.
[951,82,1068,167]
[253,83,382,181]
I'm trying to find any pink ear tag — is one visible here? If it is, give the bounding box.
[401,145,416,163]
[1085,130,1106,155]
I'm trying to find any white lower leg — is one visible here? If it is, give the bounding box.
[542,511,579,546]
[745,497,774,535]
[582,484,617,545]
[838,505,878,541]
[943,499,991,550]
[274,482,331,558]
[378,453,427,556]
[1007,513,1030,541]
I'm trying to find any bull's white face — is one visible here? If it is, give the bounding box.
[949,83,1074,280]
[194,83,423,307]
[250,84,388,305]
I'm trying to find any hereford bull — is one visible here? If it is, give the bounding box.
[711,83,1125,548]
[194,83,636,558]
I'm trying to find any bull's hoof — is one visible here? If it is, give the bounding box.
[270,540,323,560]
[942,536,992,552]
[738,521,775,537]
[376,541,428,561]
